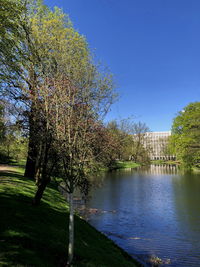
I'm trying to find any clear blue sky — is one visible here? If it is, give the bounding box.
[45,0,200,131]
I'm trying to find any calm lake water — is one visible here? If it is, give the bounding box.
[85,165,200,266]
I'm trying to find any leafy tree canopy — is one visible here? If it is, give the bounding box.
[171,102,200,168]
[0,0,26,85]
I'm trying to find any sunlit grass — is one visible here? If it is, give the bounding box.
[115,161,140,169]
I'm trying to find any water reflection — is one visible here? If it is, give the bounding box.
[138,164,178,175]
[85,165,200,267]
[172,173,200,265]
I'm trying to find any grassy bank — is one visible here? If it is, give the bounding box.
[0,166,139,267]
[192,166,200,173]
[108,161,140,170]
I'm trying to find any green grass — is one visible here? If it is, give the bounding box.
[192,166,200,173]
[9,159,27,168]
[0,167,139,267]
[109,161,140,170]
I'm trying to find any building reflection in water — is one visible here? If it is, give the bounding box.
[138,164,178,175]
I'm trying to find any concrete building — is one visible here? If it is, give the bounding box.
[143,131,176,160]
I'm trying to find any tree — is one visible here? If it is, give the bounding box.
[34,69,114,264]
[129,121,150,163]
[27,2,113,194]
[106,120,126,161]
[171,102,200,168]
[25,1,113,181]
[1,0,99,179]
[105,120,151,165]
[0,0,35,174]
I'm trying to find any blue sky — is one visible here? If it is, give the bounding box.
[45,0,200,131]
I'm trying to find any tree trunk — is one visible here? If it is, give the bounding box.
[32,144,50,205]
[24,105,38,179]
[68,192,74,266]
[32,177,50,205]
[24,146,37,178]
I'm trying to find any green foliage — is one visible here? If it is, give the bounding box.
[0,0,26,85]
[171,102,200,168]
[130,122,150,163]
[0,133,27,163]
[29,2,91,79]
[105,120,150,166]
[106,120,129,162]
[0,132,28,163]
[0,103,27,163]
[0,167,138,266]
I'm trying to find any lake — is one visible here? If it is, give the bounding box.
[85,165,200,266]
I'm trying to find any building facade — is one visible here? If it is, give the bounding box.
[143,131,175,160]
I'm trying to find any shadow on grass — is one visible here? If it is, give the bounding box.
[0,171,27,180]
[8,159,27,168]
[0,191,68,267]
